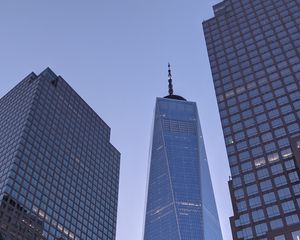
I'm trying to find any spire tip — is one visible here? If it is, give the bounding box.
[168,63,173,96]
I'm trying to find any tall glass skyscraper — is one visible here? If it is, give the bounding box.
[203,1,300,239]
[143,67,223,240]
[0,68,120,240]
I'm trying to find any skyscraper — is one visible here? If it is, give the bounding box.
[143,65,223,240]
[203,1,300,239]
[0,68,120,240]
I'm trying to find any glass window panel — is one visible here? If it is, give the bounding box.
[292,230,300,240]
[254,157,266,167]
[270,219,284,230]
[260,179,272,192]
[274,234,286,240]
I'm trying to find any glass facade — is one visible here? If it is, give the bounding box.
[143,97,223,240]
[0,68,120,240]
[203,0,300,239]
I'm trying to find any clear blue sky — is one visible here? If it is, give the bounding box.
[0,1,232,239]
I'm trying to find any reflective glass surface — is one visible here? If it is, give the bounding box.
[203,0,300,239]
[143,97,223,240]
[0,68,120,240]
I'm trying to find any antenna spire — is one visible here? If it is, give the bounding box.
[168,63,173,95]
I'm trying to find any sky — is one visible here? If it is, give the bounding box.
[0,1,232,239]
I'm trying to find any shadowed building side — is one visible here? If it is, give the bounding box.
[0,68,120,240]
[203,1,300,239]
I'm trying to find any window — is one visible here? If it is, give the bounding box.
[268,152,279,163]
[247,184,258,196]
[247,127,257,137]
[297,140,300,149]
[252,209,265,222]
[231,114,241,123]
[274,234,286,240]
[285,160,295,170]
[275,128,286,137]
[237,227,253,239]
[277,96,289,106]
[278,138,289,148]
[272,118,283,128]
[281,105,293,114]
[252,147,263,157]
[284,113,296,124]
[230,106,238,117]
[274,175,287,187]
[257,168,269,180]
[241,161,253,172]
[260,180,272,191]
[278,188,291,200]
[281,200,296,213]
[255,222,268,236]
[242,109,253,119]
[244,173,255,184]
[254,157,266,167]
[259,122,270,132]
[223,127,231,135]
[235,131,245,141]
[240,213,250,225]
[263,192,276,204]
[293,184,300,195]
[263,93,274,101]
[270,219,284,230]
[267,205,280,217]
[289,172,299,183]
[226,136,234,145]
[266,100,277,110]
[281,148,292,159]
[237,141,248,150]
[249,196,261,208]
[256,114,267,123]
[265,142,276,152]
[261,132,273,142]
[239,151,250,161]
[229,155,238,166]
[286,214,300,226]
[237,201,247,212]
[292,230,300,240]
[288,123,299,133]
[235,188,245,200]
[251,97,263,105]
[271,164,283,174]
[249,137,260,146]
[231,166,240,176]
[268,109,279,119]
[232,176,242,187]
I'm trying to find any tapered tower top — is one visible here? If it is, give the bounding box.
[164,63,186,101]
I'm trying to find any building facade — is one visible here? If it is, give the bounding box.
[0,195,45,240]
[203,0,300,239]
[0,68,120,240]
[143,71,223,240]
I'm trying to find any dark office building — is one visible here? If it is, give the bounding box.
[203,0,300,239]
[0,195,45,240]
[143,67,223,240]
[0,68,120,240]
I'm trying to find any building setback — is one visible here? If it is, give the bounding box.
[143,67,223,240]
[203,0,300,239]
[0,68,120,240]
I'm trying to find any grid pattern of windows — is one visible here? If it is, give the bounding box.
[162,119,197,135]
[0,72,39,199]
[0,68,120,240]
[143,98,223,240]
[0,195,44,239]
[203,0,300,239]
